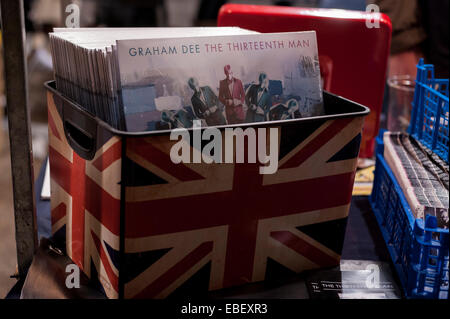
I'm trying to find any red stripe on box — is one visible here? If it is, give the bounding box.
[92,140,122,172]
[270,230,339,266]
[125,172,354,238]
[70,152,86,269]
[48,109,61,140]
[91,231,119,292]
[128,138,204,182]
[133,241,213,298]
[280,118,353,169]
[51,203,67,225]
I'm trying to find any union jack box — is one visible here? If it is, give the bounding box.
[46,81,369,299]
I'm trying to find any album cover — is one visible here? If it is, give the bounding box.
[116,31,324,132]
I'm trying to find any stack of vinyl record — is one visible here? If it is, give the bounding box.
[49,27,256,130]
[49,27,325,132]
[383,131,449,229]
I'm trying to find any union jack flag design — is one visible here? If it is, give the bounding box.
[48,91,364,299]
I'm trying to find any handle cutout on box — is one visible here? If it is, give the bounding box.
[64,120,94,153]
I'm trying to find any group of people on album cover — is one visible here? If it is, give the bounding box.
[160,64,301,129]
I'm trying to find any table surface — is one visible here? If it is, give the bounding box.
[7,160,401,299]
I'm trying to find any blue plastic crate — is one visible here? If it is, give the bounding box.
[370,60,449,299]
[408,59,449,162]
[370,133,449,299]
